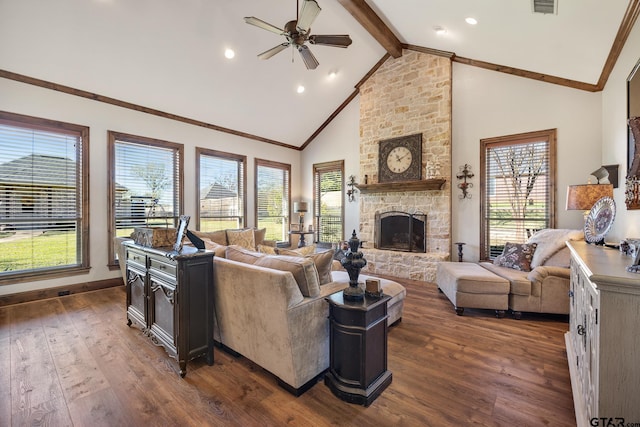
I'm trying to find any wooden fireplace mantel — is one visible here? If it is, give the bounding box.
[356,179,446,193]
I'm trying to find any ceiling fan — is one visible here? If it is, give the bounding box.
[244,0,352,70]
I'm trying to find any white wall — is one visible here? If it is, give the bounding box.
[0,78,301,296]
[451,64,603,261]
[300,97,361,240]
[602,18,640,241]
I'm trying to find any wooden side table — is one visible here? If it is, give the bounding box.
[324,292,392,406]
[288,230,315,248]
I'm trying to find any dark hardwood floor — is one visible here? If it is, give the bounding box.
[0,278,576,426]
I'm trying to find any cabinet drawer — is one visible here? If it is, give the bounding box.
[127,249,146,269]
[149,257,177,279]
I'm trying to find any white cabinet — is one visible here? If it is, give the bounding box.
[566,241,640,427]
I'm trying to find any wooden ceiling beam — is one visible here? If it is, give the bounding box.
[337,0,403,58]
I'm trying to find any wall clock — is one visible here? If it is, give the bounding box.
[378,133,422,183]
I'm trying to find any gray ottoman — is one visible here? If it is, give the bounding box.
[436,262,510,317]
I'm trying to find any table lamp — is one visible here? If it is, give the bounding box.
[293,201,308,228]
[566,183,614,220]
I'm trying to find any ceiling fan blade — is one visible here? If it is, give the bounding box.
[296,0,321,34]
[244,16,284,35]
[298,45,319,70]
[308,34,352,48]
[257,43,290,60]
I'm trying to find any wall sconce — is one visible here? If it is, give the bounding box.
[346,175,358,202]
[456,164,474,199]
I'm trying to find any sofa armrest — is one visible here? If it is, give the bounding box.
[527,266,570,286]
[262,239,277,247]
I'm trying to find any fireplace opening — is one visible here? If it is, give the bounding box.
[375,211,426,253]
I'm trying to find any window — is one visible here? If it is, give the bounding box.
[313,160,344,244]
[0,111,89,283]
[108,131,183,265]
[197,148,246,231]
[255,159,290,243]
[480,129,556,260]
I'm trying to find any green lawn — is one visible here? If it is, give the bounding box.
[0,231,78,272]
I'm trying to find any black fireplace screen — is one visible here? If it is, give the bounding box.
[375,211,426,253]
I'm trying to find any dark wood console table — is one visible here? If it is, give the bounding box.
[324,292,392,406]
[124,242,214,377]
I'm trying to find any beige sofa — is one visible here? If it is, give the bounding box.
[437,229,583,319]
[115,233,406,395]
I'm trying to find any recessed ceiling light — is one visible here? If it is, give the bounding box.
[224,48,235,59]
[328,70,337,79]
[465,17,478,25]
[297,85,305,94]
[434,26,447,36]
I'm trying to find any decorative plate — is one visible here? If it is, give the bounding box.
[584,196,616,244]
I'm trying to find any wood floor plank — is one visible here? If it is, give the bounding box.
[0,279,576,426]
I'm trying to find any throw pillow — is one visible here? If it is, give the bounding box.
[278,244,316,257]
[201,239,227,258]
[225,245,264,264]
[192,229,228,246]
[493,242,538,272]
[254,255,321,297]
[257,244,278,255]
[253,228,267,247]
[226,228,256,250]
[307,250,334,285]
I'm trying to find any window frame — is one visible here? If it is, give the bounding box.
[480,129,557,261]
[196,147,247,231]
[0,111,90,284]
[107,131,184,267]
[254,158,291,244]
[313,160,345,244]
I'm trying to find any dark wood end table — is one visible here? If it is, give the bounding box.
[324,291,392,406]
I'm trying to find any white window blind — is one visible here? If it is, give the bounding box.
[0,116,87,277]
[111,134,182,245]
[313,161,344,244]
[256,160,290,242]
[481,130,556,260]
[198,150,245,231]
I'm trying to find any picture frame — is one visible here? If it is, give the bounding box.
[173,215,190,252]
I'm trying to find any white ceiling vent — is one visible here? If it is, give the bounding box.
[532,0,558,14]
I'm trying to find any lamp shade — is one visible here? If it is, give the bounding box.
[566,184,613,210]
[293,202,308,213]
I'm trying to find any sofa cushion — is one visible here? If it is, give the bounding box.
[257,244,278,254]
[192,229,228,246]
[254,255,321,297]
[493,242,537,272]
[306,250,334,285]
[480,262,532,296]
[278,245,316,256]
[253,228,267,247]
[225,245,265,264]
[202,239,227,258]
[227,228,256,250]
[527,228,583,268]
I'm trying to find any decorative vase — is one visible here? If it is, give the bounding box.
[341,230,367,301]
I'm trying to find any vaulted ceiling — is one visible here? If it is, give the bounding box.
[0,0,638,149]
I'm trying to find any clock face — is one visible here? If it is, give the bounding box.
[387,146,412,173]
[378,133,422,183]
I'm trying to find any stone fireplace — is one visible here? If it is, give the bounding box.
[357,50,452,282]
[375,211,426,253]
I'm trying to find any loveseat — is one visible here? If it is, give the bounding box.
[115,228,406,395]
[437,229,583,319]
